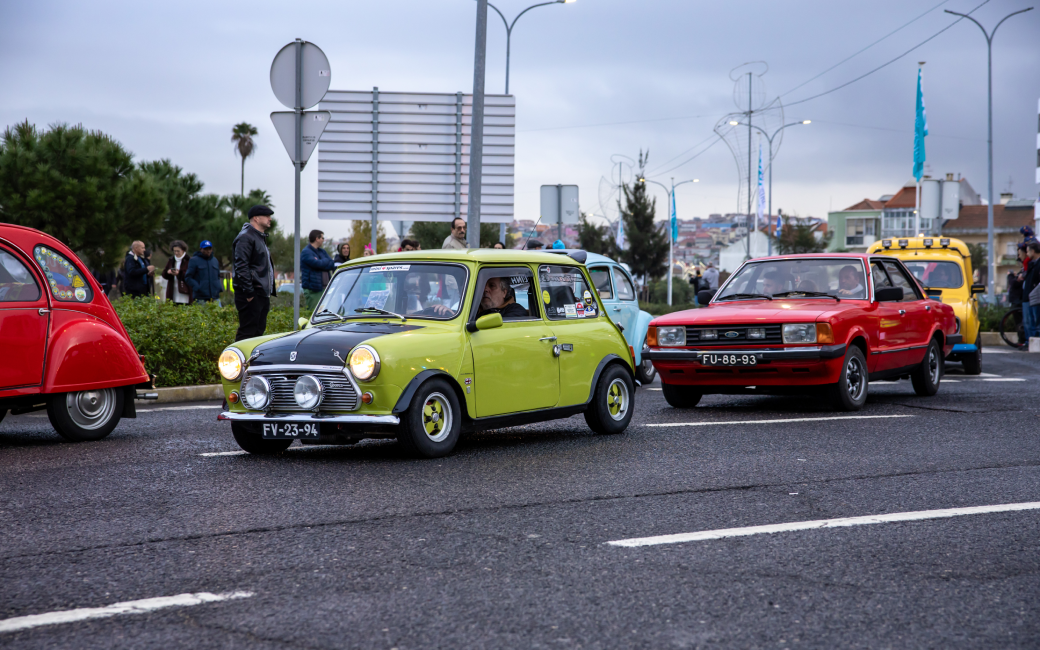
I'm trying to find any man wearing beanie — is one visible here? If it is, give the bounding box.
[233,205,277,341]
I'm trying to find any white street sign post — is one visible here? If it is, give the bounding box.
[269,39,331,329]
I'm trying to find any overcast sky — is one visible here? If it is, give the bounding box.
[2,0,1038,242]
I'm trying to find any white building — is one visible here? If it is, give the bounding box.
[719,230,771,273]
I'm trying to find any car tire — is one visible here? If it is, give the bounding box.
[0,409,6,425]
[911,338,943,397]
[962,333,982,375]
[635,357,657,384]
[397,378,462,458]
[661,382,702,409]
[46,389,123,442]
[584,364,634,435]
[231,422,294,455]
[829,346,869,411]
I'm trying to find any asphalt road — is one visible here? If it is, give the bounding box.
[2,349,1038,649]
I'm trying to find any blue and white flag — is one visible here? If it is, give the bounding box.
[616,216,626,250]
[670,191,678,241]
[913,67,928,182]
[775,212,782,236]
[756,144,766,232]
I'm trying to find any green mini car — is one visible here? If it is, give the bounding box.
[216,249,636,458]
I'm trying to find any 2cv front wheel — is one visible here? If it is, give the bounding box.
[47,388,123,442]
[397,378,462,458]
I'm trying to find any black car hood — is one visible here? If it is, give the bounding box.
[249,321,423,367]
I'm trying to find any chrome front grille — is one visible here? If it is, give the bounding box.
[244,367,359,412]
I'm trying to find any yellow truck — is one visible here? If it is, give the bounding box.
[867,236,985,374]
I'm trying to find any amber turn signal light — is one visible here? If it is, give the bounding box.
[361,392,374,404]
[815,323,834,345]
[228,391,240,404]
[646,326,658,346]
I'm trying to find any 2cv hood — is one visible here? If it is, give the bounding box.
[248,321,424,367]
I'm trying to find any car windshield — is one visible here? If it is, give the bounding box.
[718,258,867,300]
[315,263,467,321]
[902,260,963,289]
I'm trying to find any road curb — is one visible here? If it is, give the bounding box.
[139,384,224,404]
[980,331,1004,347]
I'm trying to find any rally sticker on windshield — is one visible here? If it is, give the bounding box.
[583,290,593,305]
[564,304,577,318]
[369,265,410,273]
[364,289,391,309]
[542,290,550,304]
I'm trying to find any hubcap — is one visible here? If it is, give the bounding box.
[641,359,655,376]
[845,357,866,402]
[606,378,630,421]
[421,392,452,443]
[928,346,941,384]
[66,389,117,430]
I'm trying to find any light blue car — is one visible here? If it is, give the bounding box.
[584,252,657,384]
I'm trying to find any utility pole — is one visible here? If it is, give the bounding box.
[746,72,752,261]
[467,0,489,248]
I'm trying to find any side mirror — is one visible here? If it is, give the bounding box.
[474,313,503,331]
[970,284,986,295]
[696,289,715,305]
[875,287,904,302]
[298,317,309,328]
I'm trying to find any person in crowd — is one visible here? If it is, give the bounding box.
[476,276,527,319]
[185,240,222,304]
[91,267,117,297]
[442,217,468,249]
[1023,241,1040,339]
[400,239,420,252]
[492,242,505,249]
[703,262,719,291]
[362,244,375,257]
[161,240,192,304]
[526,240,544,250]
[301,229,336,311]
[233,205,276,341]
[836,265,865,297]
[552,239,566,250]
[333,242,351,264]
[122,241,155,298]
[1008,245,1026,306]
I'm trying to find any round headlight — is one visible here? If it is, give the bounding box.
[348,345,380,381]
[218,348,244,381]
[242,376,271,410]
[294,375,323,409]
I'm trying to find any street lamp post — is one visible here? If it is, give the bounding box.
[945,7,1033,301]
[488,0,575,95]
[730,119,811,256]
[639,177,698,305]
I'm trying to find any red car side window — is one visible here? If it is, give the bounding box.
[32,245,94,303]
[0,248,42,302]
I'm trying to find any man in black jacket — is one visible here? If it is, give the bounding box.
[123,241,155,298]
[233,205,277,341]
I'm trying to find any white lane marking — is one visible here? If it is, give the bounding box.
[0,591,254,634]
[645,414,913,428]
[982,378,1026,382]
[977,372,1002,377]
[606,502,1040,548]
[981,348,1010,354]
[646,388,662,391]
[138,405,222,413]
[199,451,249,457]
[943,379,961,383]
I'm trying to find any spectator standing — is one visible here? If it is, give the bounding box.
[185,240,222,304]
[363,244,374,257]
[232,205,276,341]
[333,242,351,264]
[1007,245,1026,306]
[122,241,155,298]
[399,239,420,252]
[526,240,544,250]
[301,229,336,311]
[161,240,192,304]
[492,242,505,249]
[703,262,719,291]
[441,217,468,249]
[1025,242,1040,339]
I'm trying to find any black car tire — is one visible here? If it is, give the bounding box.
[584,364,634,435]
[47,389,123,442]
[962,332,982,375]
[911,338,943,397]
[661,382,702,408]
[635,357,657,384]
[829,346,869,411]
[232,422,293,455]
[0,409,6,425]
[397,378,462,458]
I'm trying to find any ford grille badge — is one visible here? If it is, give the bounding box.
[289,351,297,362]
[724,331,740,339]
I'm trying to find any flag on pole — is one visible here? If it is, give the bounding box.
[670,191,677,242]
[913,67,928,182]
[616,216,626,250]
[756,144,766,234]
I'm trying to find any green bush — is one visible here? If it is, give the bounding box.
[648,276,695,305]
[113,297,300,387]
[639,301,697,316]
[978,302,1006,333]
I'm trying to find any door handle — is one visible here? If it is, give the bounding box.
[39,308,50,315]
[612,307,621,312]
[539,336,557,342]
[925,305,931,311]
[899,309,906,315]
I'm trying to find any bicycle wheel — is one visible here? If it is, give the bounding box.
[999,308,1027,349]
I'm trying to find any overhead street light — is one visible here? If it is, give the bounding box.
[487,0,575,95]
[639,177,699,305]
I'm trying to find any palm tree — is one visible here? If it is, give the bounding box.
[231,122,258,196]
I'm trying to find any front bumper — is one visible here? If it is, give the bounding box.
[642,344,847,362]
[218,411,400,425]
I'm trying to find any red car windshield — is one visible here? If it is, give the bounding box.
[718,259,867,300]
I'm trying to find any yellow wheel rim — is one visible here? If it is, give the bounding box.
[606,378,629,421]
[421,392,452,442]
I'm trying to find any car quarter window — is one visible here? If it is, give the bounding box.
[588,266,613,300]
[870,261,892,292]
[0,248,42,302]
[539,265,599,321]
[612,267,636,301]
[883,261,923,301]
[470,266,538,322]
[32,246,93,303]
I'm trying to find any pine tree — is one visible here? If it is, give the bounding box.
[619,151,668,281]
[578,212,617,257]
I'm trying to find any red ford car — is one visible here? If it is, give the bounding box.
[643,254,959,410]
[0,224,150,440]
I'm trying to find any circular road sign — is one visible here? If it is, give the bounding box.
[270,41,331,110]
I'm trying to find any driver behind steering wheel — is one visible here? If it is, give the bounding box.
[477,276,527,319]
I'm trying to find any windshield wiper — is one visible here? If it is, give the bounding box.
[311,308,346,323]
[354,307,407,322]
[771,291,840,301]
[717,293,772,301]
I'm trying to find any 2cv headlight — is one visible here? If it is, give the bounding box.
[218,348,244,381]
[348,345,380,381]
